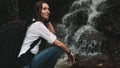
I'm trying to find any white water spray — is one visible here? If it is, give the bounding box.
[55,0,107,67]
[87,0,106,25]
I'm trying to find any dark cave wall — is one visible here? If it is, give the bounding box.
[0,0,72,26]
[96,0,120,61]
[96,0,120,39]
[0,0,19,26]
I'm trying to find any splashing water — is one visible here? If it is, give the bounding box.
[55,0,107,67]
[62,0,106,26]
[87,0,106,25]
[61,0,106,56]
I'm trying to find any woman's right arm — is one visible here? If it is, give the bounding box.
[37,22,75,64]
[53,39,75,64]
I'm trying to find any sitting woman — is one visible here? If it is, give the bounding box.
[17,0,75,68]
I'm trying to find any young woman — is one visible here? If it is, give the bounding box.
[18,1,75,68]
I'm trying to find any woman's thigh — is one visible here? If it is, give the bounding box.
[31,46,62,68]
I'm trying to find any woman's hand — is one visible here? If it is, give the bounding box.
[67,52,75,64]
[47,21,56,34]
[53,39,75,64]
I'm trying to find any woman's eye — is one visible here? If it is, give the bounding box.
[43,7,49,10]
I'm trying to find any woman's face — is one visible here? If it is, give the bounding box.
[40,3,50,20]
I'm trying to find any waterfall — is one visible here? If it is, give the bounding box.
[60,0,106,56]
[62,0,106,26]
[55,0,107,67]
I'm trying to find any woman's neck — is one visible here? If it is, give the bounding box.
[36,18,45,22]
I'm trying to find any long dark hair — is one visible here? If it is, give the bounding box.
[34,0,48,21]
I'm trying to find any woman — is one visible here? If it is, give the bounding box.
[18,1,75,68]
